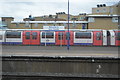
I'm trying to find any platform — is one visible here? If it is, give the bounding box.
[1,45,119,58]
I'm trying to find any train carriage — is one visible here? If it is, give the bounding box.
[0,29,119,46]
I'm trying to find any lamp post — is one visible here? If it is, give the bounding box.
[67,0,70,50]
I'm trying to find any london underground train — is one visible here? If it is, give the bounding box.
[0,29,120,46]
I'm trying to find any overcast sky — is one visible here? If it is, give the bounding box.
[0,0,119,21]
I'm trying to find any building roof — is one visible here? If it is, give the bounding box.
[87,15,120,17]
[11,21,88,24]
[1,17,14,19]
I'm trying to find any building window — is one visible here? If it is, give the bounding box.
[110,8,113,14]
[44,23,48,26]
[88,17,95,22]
[16,23,19,27]
[112,17,118,22]
[25,22,30,27]
[80,17,85,20]
[103,9,106,13]
[34,23,38,27]
[96,10,100,13]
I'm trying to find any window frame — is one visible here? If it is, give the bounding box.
[96,32,101,40]
[25,32,31,39]
[116,32,120,40]
[32,32,37,40]
[75,32,91,39]
[58,32,64,40]
[42,32,54,38]
[6,32,21,38]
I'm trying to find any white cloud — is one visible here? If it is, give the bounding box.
[0,0,119,21]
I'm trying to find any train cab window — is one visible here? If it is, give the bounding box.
[75,32,91,39]
[6,32,21,38]
[0,35,2,40]
[58,32,64,40]
[66,32,70,40]
[26,32,30,39]
[96,32,101,40]
[32,32,37,40]
[116,32,120,40]
[42,32,54,38]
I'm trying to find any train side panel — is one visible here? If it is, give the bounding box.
[0,30,5,44]
[5,31,23,44]
[114,30,120,46]
[41,31,55,45]
[103,30,107,46]
[109,30,115,46]
[74,31,93,45]
[65,31,74,45]
[23,31,40,45]
[55,31,65,45]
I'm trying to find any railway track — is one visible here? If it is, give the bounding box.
[2,55,120,80]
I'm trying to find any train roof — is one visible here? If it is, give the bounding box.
[0,29,103,31]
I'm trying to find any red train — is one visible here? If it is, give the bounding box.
[0,29,120,46]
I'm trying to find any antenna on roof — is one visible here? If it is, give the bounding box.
[97,5,100,7]
[100,4,103,7]
[103,4,106,7]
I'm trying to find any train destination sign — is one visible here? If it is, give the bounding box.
[43,26,65,30]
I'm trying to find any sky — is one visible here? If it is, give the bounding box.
[0,0,119,21]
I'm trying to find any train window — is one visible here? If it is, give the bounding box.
[96,32,101,40]
[0,35,2,40]
[26,32,30,39]
[6,32,21,38]
[116,32,120,40]
[66,32,70,40]
[32,32,37,40]
[107,31,110,36]
[42,32,54,38]
[58,32,64,40]
[75,32,91,39]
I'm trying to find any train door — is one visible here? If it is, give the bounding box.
[55,31,65,45]
[114,30,120,46]
[102,30,107,46]
[93,31,102,46]
[107,31,111,46]
[109,30,115,46]
[65,31,74,45]
[23,31,40,45]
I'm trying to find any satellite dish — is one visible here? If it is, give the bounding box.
[29,15,34,21]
